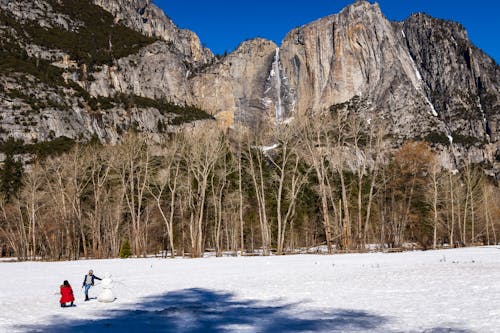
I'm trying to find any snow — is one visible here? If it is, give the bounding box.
[425,98,438,117]
[1,247,500,332]
[405,49,439,118]
[97,273,115,303]
[282,116,295,125]
[272,47,283,121]
[415,68,422,81]
[261,143,279,152]
[447,134,454,144]
[429,103,438,116]
[401,30,406,38]
[406,47,422,83]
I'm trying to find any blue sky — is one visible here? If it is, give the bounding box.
[155,0,500,63]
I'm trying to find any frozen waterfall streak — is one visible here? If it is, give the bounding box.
[477,96,490,142]
[409,52,438,117]
[405,40,455,147]
[272,47,283,122]
[406,43,459,166]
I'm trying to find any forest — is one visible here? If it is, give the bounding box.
[0,109,498,260]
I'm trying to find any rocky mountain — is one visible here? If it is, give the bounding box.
[277,2,499,167]
[0,0,498,169]
[0,0,214,145]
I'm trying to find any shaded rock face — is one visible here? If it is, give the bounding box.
[402,13,500,144]
[190,38,278,127]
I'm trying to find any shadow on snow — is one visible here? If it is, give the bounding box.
[19,288,470,333]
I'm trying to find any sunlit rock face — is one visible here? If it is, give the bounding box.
[93,0,213,67]
[279,1,439,137]
[0,0,216,144]
[204,0,498,167]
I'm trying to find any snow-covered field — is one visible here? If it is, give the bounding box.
[1,247,499,333]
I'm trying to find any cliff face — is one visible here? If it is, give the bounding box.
[88,0,214,105]
[0,0,213,144]
[92,0,213,67]
[190,38,278,127]
[87,41,194,105]
[402,13,500,143]
[272,1,500,166]
[188,1,499,167]
[0,0,499,167]
[278,2,440,136]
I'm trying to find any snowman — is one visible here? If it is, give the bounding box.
[97,272,116,303]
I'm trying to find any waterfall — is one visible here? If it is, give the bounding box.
[271,47,283,121]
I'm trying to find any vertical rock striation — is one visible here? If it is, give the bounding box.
[190,38,278,127]
[278,1,444,138]
[402,13,500,145]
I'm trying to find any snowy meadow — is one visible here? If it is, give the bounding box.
[1,247,499,333]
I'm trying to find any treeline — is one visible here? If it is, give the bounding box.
[0,110,499,260]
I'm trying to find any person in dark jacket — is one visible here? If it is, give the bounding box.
[82,269,101,301]
[60,280,75,307]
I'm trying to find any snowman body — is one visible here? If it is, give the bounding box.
[97,273,115,303]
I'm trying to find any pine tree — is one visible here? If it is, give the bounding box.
[0,152,23,201]
[119,239,132,258]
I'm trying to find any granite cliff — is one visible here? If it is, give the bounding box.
[0,0,498,170]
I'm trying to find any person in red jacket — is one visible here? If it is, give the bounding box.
[60,280,75,307]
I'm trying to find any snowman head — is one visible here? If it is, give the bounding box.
[104,272,111,279]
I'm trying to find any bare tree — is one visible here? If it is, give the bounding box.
[481,181,498,245]
[210,137,234,257]
[461,160,483,245]
[86,145,112,257]
[44,150,88,260]
[150,135,183,258]
[362,122,386,248]
[442,170,459,247]
[390,141,435,247]
[113,134,151,256]
[269,122,310,255]
[299,113,336,253]
[0,196,28,260]
[20,162,46,259]
[67,145,92,258]
[184,127,226,257]
[244,128,272,255]
[428,157,441,249]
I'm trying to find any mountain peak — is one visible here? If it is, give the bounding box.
[234,38,277,54]
[340,0,381,15]
[92,0,213,65]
